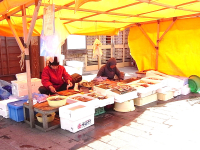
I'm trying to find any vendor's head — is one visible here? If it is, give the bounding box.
[47,56,59,69]
[106,57,117,70]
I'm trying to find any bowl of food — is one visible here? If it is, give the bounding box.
[47,96,68,107]
[36,112,55,123]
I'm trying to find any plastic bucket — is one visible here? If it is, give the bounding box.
[188,75,200,93]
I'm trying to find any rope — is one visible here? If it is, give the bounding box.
[18,50,25,71]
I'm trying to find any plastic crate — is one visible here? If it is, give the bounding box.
[95,107,105,116]
[7,100,27,122]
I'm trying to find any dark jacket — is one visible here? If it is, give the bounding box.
[97,57,122,80]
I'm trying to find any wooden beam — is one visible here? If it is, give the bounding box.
[136,23,156,48]
[136,0,200,13]
[155,20,160,71]
[0,38,3,75]
[25,0,42,46]
[6,17,25,53]
[5,37,10,74]
[159,17,177,42]
[0,0,35,21]
[124,12,200,29]
[27,1,75,23]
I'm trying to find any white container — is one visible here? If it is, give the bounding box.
[67,94,99,108]
[156,86,172,94]
[60,115,94,133]
[173,88,182,97]
[11,78,42,91]
[66,61,84,67]
[85,92,115,107]
[64,66,83,75]
[16,73,27,81]
[59,102,94,133]
[12,87,39,97]
[106,90,138,103]
[134,93,157,106]
[0,98,19,118]
[181,84,191,95]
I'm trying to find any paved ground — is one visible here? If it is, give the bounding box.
[1,67,200,150]
[1,93,200,150]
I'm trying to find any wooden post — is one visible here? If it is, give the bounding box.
[23,0,42,128]
[155,20,160,71]
[22,5,35,128]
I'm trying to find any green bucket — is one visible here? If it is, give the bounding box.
[188,75,200,93]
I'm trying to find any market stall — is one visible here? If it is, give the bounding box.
[0,0,200,131]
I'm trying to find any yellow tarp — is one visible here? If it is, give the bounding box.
[128,17,200,77]
[0,0,200,36]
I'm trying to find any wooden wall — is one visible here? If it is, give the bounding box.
[0,36,40,82]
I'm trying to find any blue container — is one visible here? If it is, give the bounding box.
[7,100,27,122]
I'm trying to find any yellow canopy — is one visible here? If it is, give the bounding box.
[0,0,200,36]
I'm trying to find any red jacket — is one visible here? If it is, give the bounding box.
[41,65,72,90]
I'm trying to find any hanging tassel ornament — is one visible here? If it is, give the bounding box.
[92,38,102,58]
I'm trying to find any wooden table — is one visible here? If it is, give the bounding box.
[23,101,65,132]
[23,90,81,132]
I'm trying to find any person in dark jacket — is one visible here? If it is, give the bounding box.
[39,56,73,95]
[97,57,124,81]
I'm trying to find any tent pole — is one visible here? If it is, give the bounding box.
[22,5,35,128]
[155,20,160,71]
[6,18,25,52]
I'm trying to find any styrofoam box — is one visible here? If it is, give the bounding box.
[12,87,39,97]
[60,115,94,133]
[11,78,42,91]
[16,72,27,81]
[134,93,157,106]
[181,84,190,95]
[157,91,174,101]
[67,94,99,108]
[156,86,172,94]
[64,66,83,75]
[106,90,138,103]
[173,88,182,97]
[0,98,20,111]
[0,110,9,118]
[0,98,20,118]
[93,86,111,97]
[59,102,94,133]
[85,93,114,107]
[146,70,185,89]
[66,61,84,67]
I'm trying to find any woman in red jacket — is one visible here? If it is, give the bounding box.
[39,57,73,95]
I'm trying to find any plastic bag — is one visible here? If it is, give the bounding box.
[0,86,11,100]
[0,79,11,87]
[3,85,12,94]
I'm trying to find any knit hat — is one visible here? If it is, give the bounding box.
[47,56,59,66]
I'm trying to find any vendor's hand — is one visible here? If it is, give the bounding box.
[49,85,56,93]
[119,79,123,82]
[67,80,73,88]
